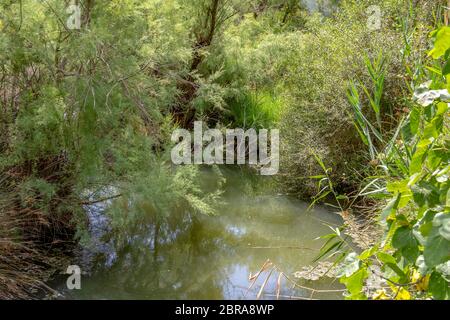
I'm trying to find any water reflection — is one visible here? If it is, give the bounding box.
[56,169,344,300]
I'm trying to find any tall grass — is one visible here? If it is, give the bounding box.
[227,91,282,129]
[0,154,77,298]
[347,52,388,160]
[0,184,71,299]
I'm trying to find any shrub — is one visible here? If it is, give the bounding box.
[278,0,436,197]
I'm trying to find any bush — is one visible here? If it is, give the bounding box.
[278,0,436,197]
[316,25,450,300]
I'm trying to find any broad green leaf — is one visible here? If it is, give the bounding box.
[340,268,368,300]
[359,245,378,261]
[411,182,441,208]
[409,107,420,135]
[392,227,419,255]
[443,60,450,76]
[424,227,450,268]
[447,188,450,207]
[409,138,433,175]
[423,116,443,139]
[436,102,449,116]
[387,179,409,193]
[429,272,450,300]
[380,194,400,225]
[378,252,408,280]
[429,27,450,59]
[401,245,420,265]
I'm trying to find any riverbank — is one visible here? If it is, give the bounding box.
[0,0,447,300]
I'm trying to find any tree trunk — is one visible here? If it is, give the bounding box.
[174,0,222,128]
[83,0,94,27]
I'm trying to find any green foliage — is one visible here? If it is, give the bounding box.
[0,0,224,218]
[0,0,446,300]
[278,0,434,197]
[347,52,388,160]
[316,25,450,300]
[227,91,282,129]
[0,0,230,297]
[107,164,225,234]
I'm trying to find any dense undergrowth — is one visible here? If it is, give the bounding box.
[0,0,225,298]
[0,0,448,299]
[310,14,450,300]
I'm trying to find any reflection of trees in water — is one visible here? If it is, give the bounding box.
[90,210,243,299]
[75,191,342,299]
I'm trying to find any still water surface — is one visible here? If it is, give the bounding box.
[52,168,344,300]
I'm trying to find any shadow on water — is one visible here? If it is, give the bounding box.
[52,167,345,300]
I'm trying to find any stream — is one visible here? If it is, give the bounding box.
[46,0,344,301]
[50,167,345,300]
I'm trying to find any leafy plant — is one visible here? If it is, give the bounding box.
[347,52,387,160]
[317,26,450,300]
